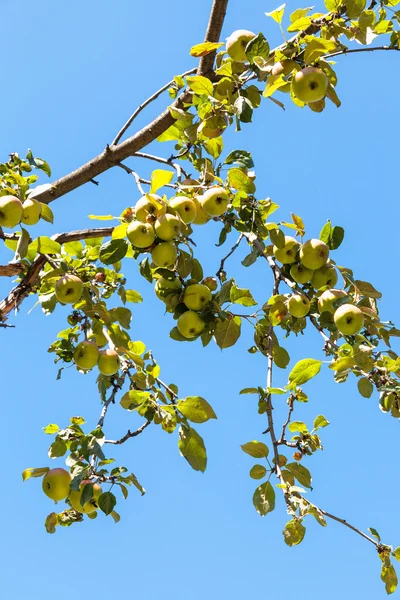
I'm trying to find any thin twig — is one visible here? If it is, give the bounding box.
[278,396,295,445]
[324,45,400,59]
[97,374,127,430]
[104,420,151,445]
[216,233,243,282]
[133,152,189,179]
[117,163,178,191]
[317,508,379,547]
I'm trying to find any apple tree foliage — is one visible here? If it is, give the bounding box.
[1,0,400,593]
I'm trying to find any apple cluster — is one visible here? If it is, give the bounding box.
[0,194,44,228]
[272,236,365,336]
[42,468,102,514]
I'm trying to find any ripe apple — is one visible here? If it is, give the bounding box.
[318,289,348,314]
[273,236,299,264]
[334,303,364,335]
[311,265,338,290]
[184,283,212,310]
[226,29,256,62]
[200,187,230,217]
[192,196,210,225]
[154,276,182,300]
[177,310,205,338]
[0,195,23,228]
[69,480,102,514]
[154,213,181,241]
[151,242,177,268]
[21,198,42,225]
[87,328,108,348]
[299,239,329,270]
[55,274,84,304]
[98,349,120,375]
[135,194,166,222]
[290,264,313,284]
[73,340,100,370]
[169,196,197,224]
[292,67,328,103]
[42,468,71,502]
[127,220,156,248]
[287,294,310,318]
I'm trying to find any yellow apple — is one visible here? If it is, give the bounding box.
[73,340,100,370]
[127,220,156,248]
[292,67,328,103]
[273,236,299,264]
[311,265,338,290]
[290,264,313,284]
[154,213,181,241]
[200,186,230,217]
[184,283,212,310]
[21,198,42,225]
[169,196,197,224]
[334,304,364,335]
[55,274,84,304]
[226,29,256,62]
[42,468,71,502]
[287,294,310,318]
[151,242,177,268]
[177,310,205,338]
[0,195,23,228]
[318,289,348,314]
[192,196,210,225]
[98,349,120,375]
[299,239,329,270]
[69,480,102,514]
[135,194,166,222]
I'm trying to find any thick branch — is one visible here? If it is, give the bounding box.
[0,263,24,277]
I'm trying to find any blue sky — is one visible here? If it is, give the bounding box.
[1,1,399,598]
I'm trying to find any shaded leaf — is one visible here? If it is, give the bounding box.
[253,481,275,516]
[283,519,306,546]
[98,491,117,515]
[178,425,207,472]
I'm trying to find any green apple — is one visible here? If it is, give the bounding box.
[154,213,181,241]
[287,294,310,318]
[69,480,102,514]
[151,242,177,268]
[290,264,313,284]
[42,468,71,502]
[21,198,42,226]
[169,196,197,224]
[0,195,23,228]
[154,276,182,300]
[192,196,210,225]
[87,328,108,348]
[334,303,364,335]
[273,236,299,264]
[200,186,230,217]
[292,67,328,103]
[127,220,156,248]
[98,349,120,375]
[311,265,338,290]
[177,310,205,338]
[135,194,166,222]
[318,289,348,314]
[55,274,84,304]
[184,283,212,310]
[299,239,329,270]
[226,29,256,62]
[73,340,99,370]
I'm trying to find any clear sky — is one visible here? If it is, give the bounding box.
[1,1,399,599]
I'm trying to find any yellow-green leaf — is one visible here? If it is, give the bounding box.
[288,358,322,387]
[150,169,174,193]
[190,41,224,57]
[186,75,213,96]
[265,3,286,24]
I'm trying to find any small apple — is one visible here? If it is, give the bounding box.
[21,198,42,226]
[177,310,205,338]
[169,196,197,224]
[287,294,310,318]
[98,349,120,376]
[200,187,230,217]
[290,264,313,284]
[318,289,348,314]
[154,213,181,241]
[154,276,182,300]
[127,220,156,248]
[192,196,210,225]
[69,480,102,514]
[311,265,338,290]
[0,195,23,228]
[42,468,71,502]
[55,274,84,304]
[292,67,328,103]
[299,239,329,270]
[202,277,218,291]
[226,29,256,62]
[334,303,364,335]
[273,236,299,264]
[87,328,108,348]
[73,340,100,370]
[184,283,212,310]
[135,194,166,222]
[151,242,177,268]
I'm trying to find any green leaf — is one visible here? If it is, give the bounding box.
[288,421,308,434]
[265,3,286,24]
[283,519,306,546]
[129,472,146,495]
[124,289,143,303]
[227,168,256,194]
[241,441,269,459]
[43,424,59,435]
[269,228,285,249]
[190,41,224,57]
[14,226,30,261]
[368,527,381,542]
[98,491,117,515]
[290,7,312,22]
[381,564,398,595]
[22,467,49,482]
[29,236,61,255]
[177,396,217,423]
[234,97,253,123]
[304,37,337,63]
[246,32,270,64]
[288,359,322,388]
[393,548,400,562]
[120,390,151,410]
[240,387,259,395]
[313,415,330,430]
[177,250,193,279]
[324,0,342,10]
[99,239,128,265]
[285,462,312,488]
[186,75,213,96]
[26,149,51,176]
[357,377,373,398]
[48,439,67,458]
[253,481,275,516]
[178,425,207,472]
[110,510,121,523]
[230,283,257,307]
[346,0,366,19]
[39,203,54,224]
[250,464,267,480]
[319,221,344,250]
[225,150,254,169]
[88,214,115,221]
[272,345,290,369]
[214,316,241,349]
[150,169,174,193]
